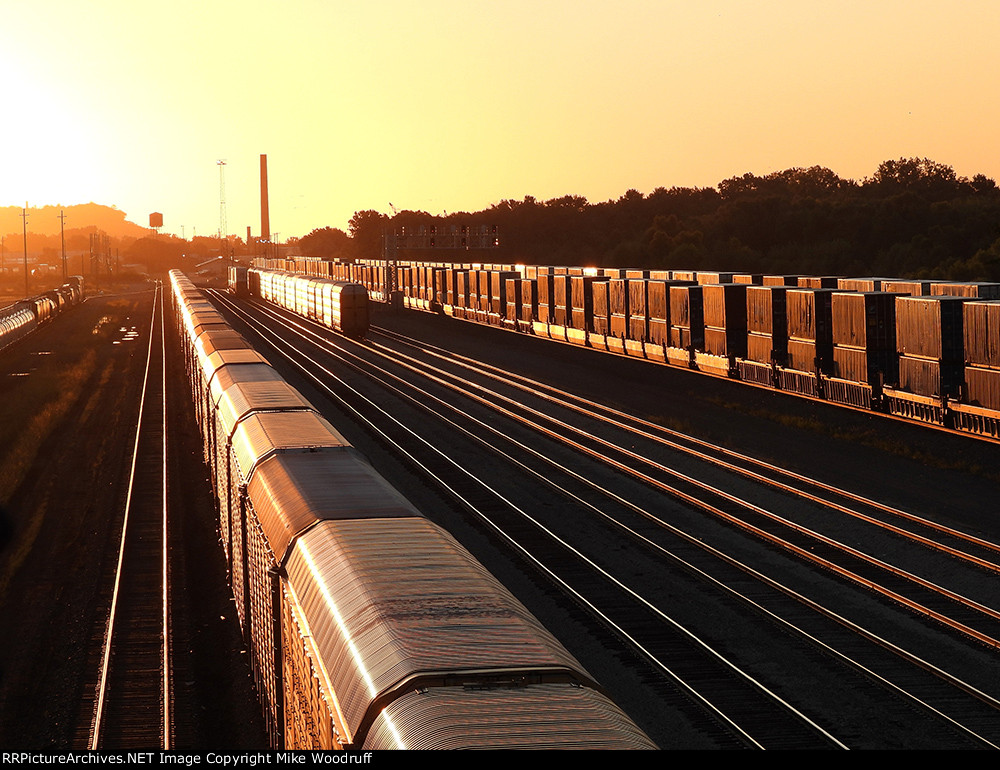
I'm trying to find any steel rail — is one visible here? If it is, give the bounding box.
[225,298,1000,647]
[356,331,1000,717]
[160,282,172,750]
[223,291,1000,747]
[88,285,169,750]
[373,326,1000,566]
[362,329,1000,648]
[355,339,1000,748]
[357,320,1000,739]
[212,290,845,750]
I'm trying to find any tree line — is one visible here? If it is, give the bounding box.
[299,158,1000,281]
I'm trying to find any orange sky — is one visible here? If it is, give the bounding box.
[3,1,999,240]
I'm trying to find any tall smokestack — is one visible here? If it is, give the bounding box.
[260,154,270,240]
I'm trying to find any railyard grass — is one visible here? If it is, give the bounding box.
[0,351,98,502]
[0,299,131,598]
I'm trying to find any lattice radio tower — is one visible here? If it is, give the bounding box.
[217,159,228,245]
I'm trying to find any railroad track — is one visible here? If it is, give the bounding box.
[213,291,1000,749]
[367,325,1000,641]
[87,282,172,750]
[375,326,1000,569]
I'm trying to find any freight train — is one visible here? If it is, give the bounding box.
[0,277,84,353]
[170,269,655,750]
[228,266,369,339]
[250,257,1000,440]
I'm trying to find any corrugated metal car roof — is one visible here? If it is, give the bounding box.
[209,363,284,409]
[365,684,657,749]
[215,380,314,440]
[248,451,420,562]
[283,518,591,742]
[194,329,253,361]
[231,411,351,485]
[200,348,271,386]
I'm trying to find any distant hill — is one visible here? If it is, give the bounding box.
[0,203,150,240]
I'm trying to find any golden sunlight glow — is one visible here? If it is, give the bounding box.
[4,1,1000,238]
[299,539,379,698]
[298,538,406,748]
[1,50,105,206]
[382,708,407,751]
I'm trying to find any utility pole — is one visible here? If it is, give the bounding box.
[385,204,399,302]
[21,203,29,298]
[59,209,68,281]
[89,233,104,287]
[382,226,398,302]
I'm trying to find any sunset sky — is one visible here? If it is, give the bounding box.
[3,1,999,241]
